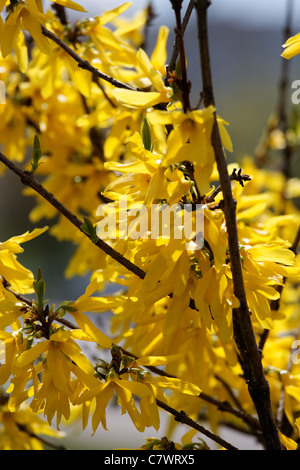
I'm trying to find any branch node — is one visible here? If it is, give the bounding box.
[20,170,33,186]
[175,410,188,422]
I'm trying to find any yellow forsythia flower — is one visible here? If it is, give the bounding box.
[282,32,300,59]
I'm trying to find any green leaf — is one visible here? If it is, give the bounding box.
[33,267,45,310]
[58,301,77,313]
[141,116,152,151]
[31,134,43,173]
[175,57,182,79]
[81,216,98,243]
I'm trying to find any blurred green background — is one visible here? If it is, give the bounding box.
[0,0,300,449]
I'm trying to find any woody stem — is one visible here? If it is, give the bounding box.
[195,0,282,450]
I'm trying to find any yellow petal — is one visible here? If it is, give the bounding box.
[137,48,165,92]
[111,88,168,109]
[7,227,48,245]
[1,21,19,58]
[71,311,112,348]
[278,431,297,450]
[61,340,95,375]
[151,25,169,71]
[115,383,145,432]
[173,252,191,297]
[16,340,49,367]
[282,33,300,59]
[284,32,300,47]
[51,0,87,12]
[98,2,132,25]
[21,10,52,55]
[217,116,233,152]
[163,286,190,335]
[140,394,160,430]
[204,212,227,270]
[74,295,125,313]
[114,378,151,397]
[47,347,70,392]
[13,29,28,73]
[249,245,295,266]
[147,376,201,396]
[136,355,181,366]
[92,384,114,432]
[0,339,15,385]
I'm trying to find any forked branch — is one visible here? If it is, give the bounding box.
[0,152,146,280]
[195,0,282,450]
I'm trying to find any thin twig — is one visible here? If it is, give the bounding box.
[206,168,251,203]
[119,346,261,432]
[155,399,238,450]
[92,76,117,108]
[195,0,282,450]
[214,374,244,412]
[51,4,68,25]
[41,26,138,91]
[0,152,146,280]
[17,424,68,450]
[166,0,196,78]
[170,0,191,112]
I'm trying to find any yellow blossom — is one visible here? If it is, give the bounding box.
[0,2,51,59]
[7,327,109,427]
[111,47,173,108]
[0,227,48,294]
[0,401,64,450]
[282,32,300,59]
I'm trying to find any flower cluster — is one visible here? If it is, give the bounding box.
[0,0,299,451]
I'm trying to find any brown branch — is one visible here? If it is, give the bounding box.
[92,76,117,109]
[0,152,146,280]
[51,4,68,25]
[166,0,196,78]
[170,0,191,112]
[195,0,282,450]
[41,26,138,91]
[214,373,244,412]
[206,168,251,203]
[119,346,260,432]
[17,424,68,450]
[155,399,238,450]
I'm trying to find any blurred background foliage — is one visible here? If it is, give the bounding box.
[0,0,300,302]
